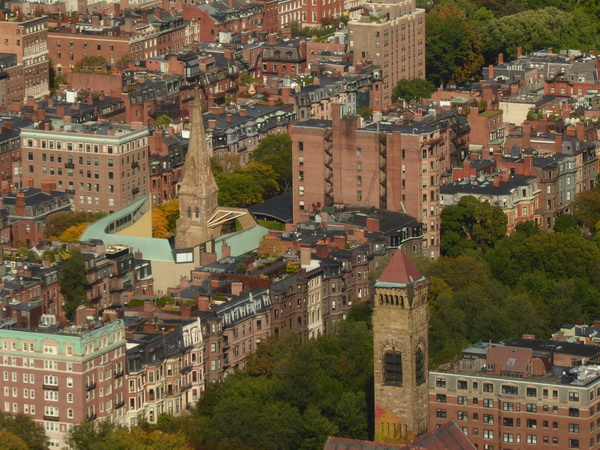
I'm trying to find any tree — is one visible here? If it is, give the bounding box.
[0,431,28,450]
[76,55,107,69]
[46,211,105,239]
[554,214,579,234]
[59,222,90,242]
[239,162,280,199]
[391,78,436,103]
[250,134,293,190]
[154,115,173,129]
[59,249,88,320]
[158,198,180,236]
[440,196,507,256]
[0,412,49,450]
[357,107,373,121]
[425,3,484,86]
[152,208,170,239]
[573,188,600,233]
[216,172,267,207]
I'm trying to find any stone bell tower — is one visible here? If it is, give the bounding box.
[373,250,429,444]
[175,91,219,248]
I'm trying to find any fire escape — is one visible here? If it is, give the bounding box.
[324,128,334,207]
[378,132,387,209]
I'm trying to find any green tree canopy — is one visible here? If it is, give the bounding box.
[440,196,507,256]
[425,2,484,85]
[554,214,580,234]
[391,78,436,103]
[250,134,293,190]
[59,249,88,320]
[154,114,173,129]
[573,187,600,233]
[0,412,48,450]
[46,211,106,240]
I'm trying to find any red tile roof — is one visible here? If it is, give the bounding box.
[377,250,424,285]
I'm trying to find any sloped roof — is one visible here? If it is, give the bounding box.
[375,250,424,287]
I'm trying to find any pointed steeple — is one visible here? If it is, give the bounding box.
[376,250,424,286]
[179,92,218,196]
[175,91,220,248]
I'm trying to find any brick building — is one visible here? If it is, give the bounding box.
[291,105,468,258]
[430,339,600,450]
[19,120,150,214]
[0,320,128,448]
[0,16,50,101]
[348,0,425,106]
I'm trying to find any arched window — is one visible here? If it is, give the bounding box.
[416,347,425,385]
[187,207,192,218]
[384,350,402,384]
[195,208,200,219]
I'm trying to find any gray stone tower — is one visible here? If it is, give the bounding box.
[175,93,219,248]
[373,249,429,444]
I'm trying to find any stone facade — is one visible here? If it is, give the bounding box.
[373,250,429,443]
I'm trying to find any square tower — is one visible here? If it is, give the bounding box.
[373,250,429,443]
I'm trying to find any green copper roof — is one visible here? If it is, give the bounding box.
[80,196,175,262]
[214,225,269,259]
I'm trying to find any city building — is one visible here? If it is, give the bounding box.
[19,120,150,214]
[0,320,128,448]
[348,0,425,105]
[430,339,600,450]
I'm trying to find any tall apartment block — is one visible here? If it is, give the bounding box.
[19,120,150,213]
[291,105,468,258]
[348,0,425,106]
[430,339,600,450]
[0,16,50,100]
[0,320,127,448]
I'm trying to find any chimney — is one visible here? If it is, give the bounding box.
[365,217,380,232]
[315,242,328,258]
[353,228,364,241]
[181,306,191,318]
[523,155,534,176]
[40,180,56,195]
[241,31,249,44]
[208,119,217,129]
[221,244,230,258]
[210,279,220,288]
[231,281,243,297]
[522,123,532,147]
[114,4,120,17]
[498,53,504,64]
[179,277,190,290]
[555,132,563,153]
[576,122,586,141]
[15,192,26,216]
[226,113,233,123]
[522,334,535,340]
[488,64,494,80]
[197,297,209,311]
[517,47,523,58]
[333,235,347,250]
[91,14,100,28]
[223,48,233,60]
[300,246,311,266]
[492,175,501,188]
[239,106,247,117]
[268,33,278,46]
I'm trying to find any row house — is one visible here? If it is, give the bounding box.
[440,173,542,233]
[0,54,26,108]
[0,118,31,192]
[206,102,296,165]
[148,129,186,207]
[181,0,264,42]
[261,36,307,79]
[291,105,469,259]
[2,182,71,247]
[214,289,271,374]
[0,320,128,448]
[48,10,187,70]
[282,69,384,120]
[545,58,600,99]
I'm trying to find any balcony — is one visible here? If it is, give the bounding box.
[115,400,125,409]
[180,365,193,375]
[43,415,59,421]
[86,413,97,421]
[85,382,96,391]
[114,370,124,379]
[43,384,59,391]
[64,162,75,169]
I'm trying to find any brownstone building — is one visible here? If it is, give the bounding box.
[348,0,426,106]
[373,249,429,444]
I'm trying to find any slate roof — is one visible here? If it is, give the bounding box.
[375,250,424,287]
[502,338,600,359]
[248,192,293,223]
[441,174,536,196]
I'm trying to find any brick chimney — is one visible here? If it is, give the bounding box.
[208,119,217,129]
[197,296,209,311]
[221,244,230,258]
[492,175,501,188]
[300,246,311,266]
[554,133,563,153]
[522,123,532,147]
[315,242,328,258]
[365,217,380,232]
[498,53,504,64]
[241,31,249,44]
[268,33,278,46]
[488,64,494,79]
[40,180,56,195]
[576,122,586,141]
[523,155,534,176]
[333,235,347,250]
[231,281,243,296]
[226,113,233,122]
[239,106,247,117]
[517,47,523,58]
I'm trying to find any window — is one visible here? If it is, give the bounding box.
[569,392,580,402]
[503,433,514,443]
[415,347,425,385]
[484,399,494,408]
[483,383,493,392]
[527,387,537,397]
[458,411,468,421]
[527,435,537,444]
[570,408,580,417]
[503,402,514,411]
[436,394,446,403]
[435,378,446,388]
[527,419,537,428]
[569,424,579,433]
[484,430,494,440]
[458,396,467,405]
[436,409,446,418]
[527,403,537,412]
[502,385,518,395]
[568,439,579,448]
[384,350,402,384]
[483,414,494,424]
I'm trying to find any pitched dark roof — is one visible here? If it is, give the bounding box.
[249,192,293,223]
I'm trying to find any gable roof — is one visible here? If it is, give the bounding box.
[375,250,424,287]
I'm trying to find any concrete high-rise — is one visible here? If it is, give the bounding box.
[348,0,425,106]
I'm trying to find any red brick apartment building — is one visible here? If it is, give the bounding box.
[19,120,150,214]
[430,339,600,450]
[0,320,127,448]
[291,105,468,258]
[348,0,425,106]
[0,16,50,101]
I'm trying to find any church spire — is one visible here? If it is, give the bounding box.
[175,92,219,248]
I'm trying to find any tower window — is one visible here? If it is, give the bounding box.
[384,350,402,384]
[195,208,200,219]
[187,207,192,218]
[416,347,425,385]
